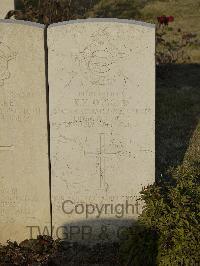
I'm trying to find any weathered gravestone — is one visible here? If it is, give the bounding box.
[48,19,155,242]
[0,20,50,244]
[0,0,14,19]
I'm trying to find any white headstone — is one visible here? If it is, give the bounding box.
[0,0,14,19]
[48,18,155,242]
[0,20,50,244]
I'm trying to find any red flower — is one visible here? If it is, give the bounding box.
[157,15,174,26]
[168,16,174,22]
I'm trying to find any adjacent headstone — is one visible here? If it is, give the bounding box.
[0,0,14,19]
[0,20,50,244]
[48,19,155,242]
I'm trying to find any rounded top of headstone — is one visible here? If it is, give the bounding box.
[0,18,155,29]
[49,18,155,29]
[0,19,45,28]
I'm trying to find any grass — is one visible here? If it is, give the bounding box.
[156,64,200,177]
[87,0,200,62]
[137,0,200,175]
[140,0,200,62]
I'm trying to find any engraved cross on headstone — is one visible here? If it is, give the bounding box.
[0,145,14,152]
[84,133,119,191]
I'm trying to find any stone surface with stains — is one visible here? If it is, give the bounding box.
[48,19,155,242]
[0,20,50,244]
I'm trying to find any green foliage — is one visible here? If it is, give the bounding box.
[120,225,158,265]
[6,0,99,24]
[6,0,147,23]
[121,165,200,265]
[0,236,121,265]
[86,0,143,19]
[156,27,198,64]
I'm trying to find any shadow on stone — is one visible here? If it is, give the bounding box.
[49,218,159,265]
